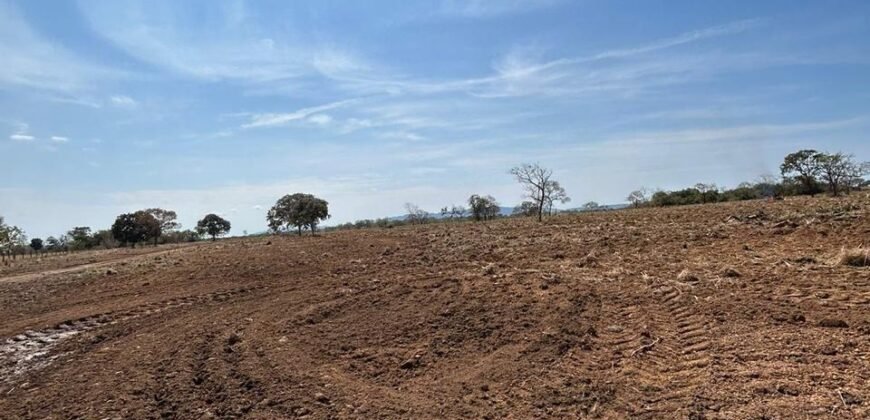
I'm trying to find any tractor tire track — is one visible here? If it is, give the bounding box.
[0,285,264,383]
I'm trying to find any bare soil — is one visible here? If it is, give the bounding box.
[1,194,868,419]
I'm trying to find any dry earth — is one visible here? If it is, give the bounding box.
[1,194,868,419]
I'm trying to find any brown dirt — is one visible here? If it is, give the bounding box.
[1,194,868,419]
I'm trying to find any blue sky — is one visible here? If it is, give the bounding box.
[2,0,869,238]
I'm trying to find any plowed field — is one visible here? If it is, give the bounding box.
[1,194,868,419]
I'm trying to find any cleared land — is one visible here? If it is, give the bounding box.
[1,194,868,418]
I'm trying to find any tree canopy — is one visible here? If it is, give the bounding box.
[111,211,161,247]
[267,193,330,235]
[196,214,231,240]
[0,216,26,253]
[468,194,500,221]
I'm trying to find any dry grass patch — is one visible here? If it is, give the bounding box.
[836,247,870,267]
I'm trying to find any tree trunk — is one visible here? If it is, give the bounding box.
[297,225,302,236]
[537,188,545,222]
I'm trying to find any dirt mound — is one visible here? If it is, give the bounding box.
[1,194,869,418]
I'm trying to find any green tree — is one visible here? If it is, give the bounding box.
[0,216,26,254]
[780,150,822,195]
[145,208,180,241]
[267,193,331,235]
[30,238,44,252]
[468,195,500,221]
[111,211,160,247]
[196,214,231,241]
[45,236,61,251]
[512,201,539,217]
[67,226,94,250]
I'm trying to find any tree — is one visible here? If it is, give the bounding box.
[30,238,44,252]
[512,201,539,217]
[693,183,720,203]
[267,193,331,235]
[815,152,867,196]
[111,211,160,248]
[543,180,570,215]
[45,236,62,251]
[440,205,467,220]
[510,163,568,222]
[196,214,231,241]
[781,150,822,195]
[404,203,429,225]
[145,208,180,242]
[0,216,26,254]
[627,188,649,208]
[67,226,93,250]
[468,195,500,221]
[582,201,601,211]
[135,210,162,245]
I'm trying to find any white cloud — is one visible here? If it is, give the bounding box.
[9,122,35,142]
[110,95,137,107]
[78,1,370,85]
[307,114,333,126]
[10,134,35,142]
[602,116,867,147]
[438,0,564,18]
[242,99,356,128]
[50,136,70,143]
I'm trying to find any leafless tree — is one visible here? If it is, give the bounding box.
[543,181,570,216]
[509,163,568,222]
[405,203,429,224]
[816,152,867,196]
[626,188,649,208]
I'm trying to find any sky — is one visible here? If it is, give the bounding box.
[1,0,869,238]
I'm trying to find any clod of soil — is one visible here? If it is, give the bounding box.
[677,269,700,283]
[721,267,741,278]
[818,319,849,328]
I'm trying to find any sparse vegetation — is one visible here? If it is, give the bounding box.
[404,203,429,225]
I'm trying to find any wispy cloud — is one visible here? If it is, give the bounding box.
[438,0,564,18]
[110,95,138,107]
[8,122,35,142]
[50,136,70,143]
[10,134,35,142]
[0,2,124,92]
[241,99,357,129]
[323,19,765,98]
[595,116,868,149]
[79,1,370,86]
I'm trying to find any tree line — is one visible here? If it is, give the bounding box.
[2,151,867,258]
[0,193,337,260]
[331,163,572,230]
[625,150,868,208]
